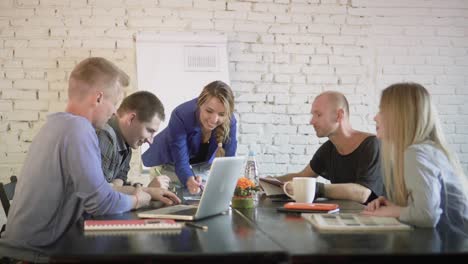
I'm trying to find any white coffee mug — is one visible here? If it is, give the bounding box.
[283,177,316,203]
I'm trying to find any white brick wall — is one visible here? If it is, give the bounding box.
[1,0,468,224]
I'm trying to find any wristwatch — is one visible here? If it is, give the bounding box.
[132,182,143,188]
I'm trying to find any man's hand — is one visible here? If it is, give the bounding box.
[148,175,170,189]
[134,187,151,209]
[186,176,202,194]
[111,178,125,187]
[143,187,181,206]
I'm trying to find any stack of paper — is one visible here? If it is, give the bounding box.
[259,177,285,197]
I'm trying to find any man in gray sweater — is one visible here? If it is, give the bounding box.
[1,57,151,251]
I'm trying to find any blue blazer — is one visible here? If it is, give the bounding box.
[142,98,237,185]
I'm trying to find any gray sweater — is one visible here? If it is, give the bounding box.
[2,112,133,249]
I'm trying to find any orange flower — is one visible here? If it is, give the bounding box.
[234,177,259,197]
[236,177,255,190]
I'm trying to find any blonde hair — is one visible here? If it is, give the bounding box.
[197,80,235,158]
[69,57,129,100]
[379,82,466,206]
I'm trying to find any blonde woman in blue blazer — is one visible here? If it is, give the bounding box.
[142,80,237,194]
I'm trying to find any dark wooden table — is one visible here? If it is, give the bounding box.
[236,195,468,263]
[1,195,466,263]
[48,208,287,263]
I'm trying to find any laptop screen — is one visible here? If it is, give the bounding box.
[138,156,246,221]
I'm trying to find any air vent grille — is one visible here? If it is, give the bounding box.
[184,46,219,72]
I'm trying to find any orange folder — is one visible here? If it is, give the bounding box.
[277,202,340,214]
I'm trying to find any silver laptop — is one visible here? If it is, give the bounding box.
[138,156,245,221]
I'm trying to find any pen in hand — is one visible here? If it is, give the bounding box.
[189,165,204,192]
[185,222,208,230]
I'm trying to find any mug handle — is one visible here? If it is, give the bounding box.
[283,181,294,199]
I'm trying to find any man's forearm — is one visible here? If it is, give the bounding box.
[324,183,371,204]
[276,173,296,182]
[113,185,137,195]
[277,172,316,182]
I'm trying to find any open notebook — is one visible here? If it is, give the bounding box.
[259,177,286,197]
[138,156,245,221]
[304,213,412,232]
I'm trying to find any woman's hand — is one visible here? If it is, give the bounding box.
[148,175,170,189]
[186,176,202,194]
[143,187,181,206]
[362,196,402,218]
[364,196,388,211]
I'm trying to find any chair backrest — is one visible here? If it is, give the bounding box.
[0,175,17,217]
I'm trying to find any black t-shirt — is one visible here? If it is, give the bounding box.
[189,142,210,164]
[309,136,384,202]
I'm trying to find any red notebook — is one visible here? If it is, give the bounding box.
[84,219,183,231]
[277,202,340,214]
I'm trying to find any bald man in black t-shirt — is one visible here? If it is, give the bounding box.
[275,91,384,204]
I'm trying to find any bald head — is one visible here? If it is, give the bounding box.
[314,91,349,118]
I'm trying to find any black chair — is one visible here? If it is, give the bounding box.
[0,175,17,236]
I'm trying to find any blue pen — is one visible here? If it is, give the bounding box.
[189,165,204,192]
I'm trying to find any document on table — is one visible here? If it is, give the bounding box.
[304,213,412,232]
[259,177,285,197]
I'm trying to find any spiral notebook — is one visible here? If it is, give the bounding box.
[84,219,183,231]
[84,229,183,236]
